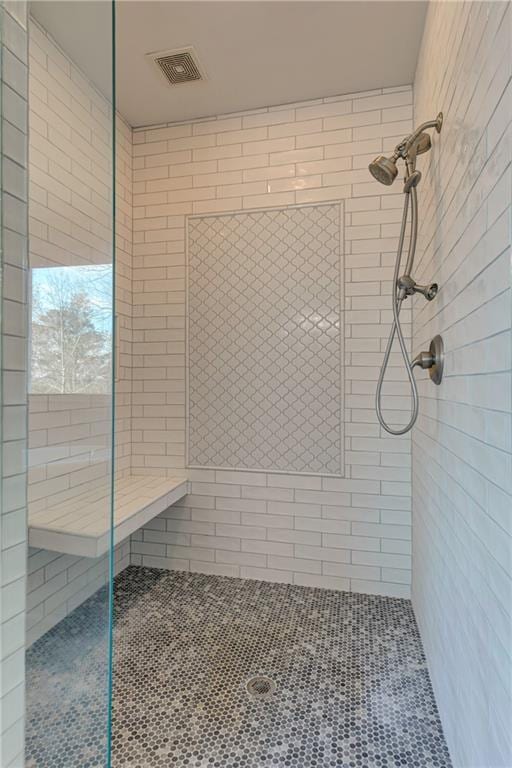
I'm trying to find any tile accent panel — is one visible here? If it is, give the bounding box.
[131,86,415,598]
[187,203,344,476]
[412,2,512,766]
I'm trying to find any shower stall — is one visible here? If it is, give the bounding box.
[0,1,510,767]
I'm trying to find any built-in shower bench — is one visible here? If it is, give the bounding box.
[28,475,188,558]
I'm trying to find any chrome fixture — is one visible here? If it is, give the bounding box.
[369,113,444,435]
[412,334,444,386]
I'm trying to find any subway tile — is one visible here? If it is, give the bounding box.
[267,474,321,490]
[350,579,409,599]
[191,535,240,552]
[193,117,242,136]
[296,185,350,204]
[296,517,351,535]
[295,99,352,122]
[323,562,381,581]
[242,109,295,128]
[241,512,293,529]
[267,529,322,546]
[322,533,380,552]
[323,110,382,132]
[269,146,323,166]
[215,496,266,514]
[218,153,267,171]
[268,119,322,139]
[294,544,351,563]
[352,523,410,540]
[293,572,350,591]
[239,566,293,584]
[353,90,412,113]
[242,539,294,557]
[267,501,321,518]
[242,136,294,156]
[267,555,321,575]
[215,470,267,486]
[217,126,267,145]
[216,549,266,568]
[190,561,239,578]
[216,524,266,540]
[243,191,295,209]
[297,127,351,148]
[242,486,294,502]
[295,489,351,507]
[191,482,241,498]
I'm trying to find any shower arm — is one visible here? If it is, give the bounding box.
[395,115,443,159]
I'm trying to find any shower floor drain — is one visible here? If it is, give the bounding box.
[245,676,276,700]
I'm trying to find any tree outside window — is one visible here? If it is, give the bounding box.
[30,265,113,394]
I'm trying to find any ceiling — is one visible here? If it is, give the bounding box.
[31,1,427,128]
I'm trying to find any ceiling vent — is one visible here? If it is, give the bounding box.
[148,47,205,85]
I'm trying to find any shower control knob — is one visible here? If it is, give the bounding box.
[412,335,444,385]
[412,350,435,369]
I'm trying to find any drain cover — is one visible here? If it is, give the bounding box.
[245,676,276,700]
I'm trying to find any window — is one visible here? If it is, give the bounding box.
[30,265,112,394]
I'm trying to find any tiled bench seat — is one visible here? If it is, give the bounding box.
[28,475,188,558]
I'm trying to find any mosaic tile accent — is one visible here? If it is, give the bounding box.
[26,566,452,768]
[186,203,344,476]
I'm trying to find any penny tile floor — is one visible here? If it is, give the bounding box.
[26,566,452,767]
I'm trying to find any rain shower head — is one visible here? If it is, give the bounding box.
[368,155,398,186]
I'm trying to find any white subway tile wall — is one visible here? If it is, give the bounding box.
[130,86,415,598]
[26,19,130,642]
[28,394,111,513]
[26,541,129,647]
[1,3,28,764]
[115,115,133,477]
[413,2,511,767]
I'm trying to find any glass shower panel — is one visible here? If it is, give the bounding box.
[1,2,29,765]
[22,2,115,765]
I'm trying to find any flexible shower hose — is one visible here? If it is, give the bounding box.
[375,180,419,435]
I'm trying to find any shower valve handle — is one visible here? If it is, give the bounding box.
[412,350,435,369]
[411,335,444,385]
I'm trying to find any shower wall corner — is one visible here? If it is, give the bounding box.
[0,1,29,765]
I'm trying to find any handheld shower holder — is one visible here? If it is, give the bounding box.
[403,170,422,192]
[398,275,438,301]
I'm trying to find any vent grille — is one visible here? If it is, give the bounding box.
[155,50,202,85]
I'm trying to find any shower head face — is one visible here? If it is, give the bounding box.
[368,155,398,186]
